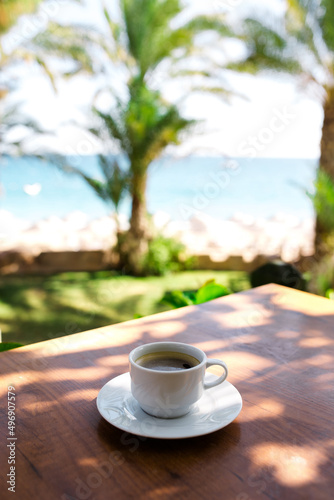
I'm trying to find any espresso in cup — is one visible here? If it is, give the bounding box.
[129,342,228,418]
[135,351,200,371]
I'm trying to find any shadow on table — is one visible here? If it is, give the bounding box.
[1,285,334,499]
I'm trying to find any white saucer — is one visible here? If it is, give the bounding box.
[96,373,242,439]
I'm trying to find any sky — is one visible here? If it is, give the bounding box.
[1,0,324,160]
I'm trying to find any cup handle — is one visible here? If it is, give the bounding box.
[204,359,228,389]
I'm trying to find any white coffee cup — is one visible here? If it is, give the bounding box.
[129,341,228,418]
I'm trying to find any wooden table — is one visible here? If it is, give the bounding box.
[1,284,334,500]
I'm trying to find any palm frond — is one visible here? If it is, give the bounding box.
[236,17,303,74]
[319,0,334,53]
[81,176,110,202]
[94,107,131,154]
[47,154,126,209]
[34,56,57,92]
[101,5,137,67]
[286,0,308,32]
[182,15,236,39]
[187,85,238,101]
[285,0,325,66]
[103,5,122,44]
[169,68,212,78]
[139,26,193,75]
[245,18,288,51]
[98,155,129,210]
[33,22,94,73]
[120,0,185,76]
[146,14,235,74]
[126,91,195,166]
[0,0,41,34]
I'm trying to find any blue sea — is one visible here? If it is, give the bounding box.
[0,156,318,223]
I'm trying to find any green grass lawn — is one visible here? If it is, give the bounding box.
[0,270,250,346]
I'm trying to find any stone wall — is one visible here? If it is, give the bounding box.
[0,249,269,275]
[0,250,115,275]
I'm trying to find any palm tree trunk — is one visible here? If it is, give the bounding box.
[118,167,150,275]
[129,170,149,239]
[320,86,334,179]
[313,85,334,260]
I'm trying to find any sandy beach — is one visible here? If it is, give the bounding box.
[0,209,315,267]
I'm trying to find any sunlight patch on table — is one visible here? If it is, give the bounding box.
[249,443,326,487]
[306,354,333,367]
[226,310,272,330]
[225,352,275,377]
[299,337,333,348]
[49,366,113,382]
[146,485,185,499]
[194,339,231,352]
[19,392,53,415]
[276,330,300,339]
[195,335,261,353]
[97,354,129,368]
[63,389,98,402]
[313,372,334,391]
[121,319,186,340]
[238,399,285,422]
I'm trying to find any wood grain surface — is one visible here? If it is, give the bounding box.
[1,284,334,500]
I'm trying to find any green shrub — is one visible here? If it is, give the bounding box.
[142,234,195,276]
[308,169,334,233]
[0,342,23,352]
[306,169,334,298]
[306,252,334,296]
[161,279,231,308]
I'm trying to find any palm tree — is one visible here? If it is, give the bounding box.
[247,1,334,176]
[229,1,334,256]
[93,78,194,243]
[38,0,236,274]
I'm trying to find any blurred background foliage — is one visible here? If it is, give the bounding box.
[0,270,250,345]
[307,170,334,297]
[36,0,237,275]
[1,0,334,349]
[309,170,334,235]
[0,0,41,33]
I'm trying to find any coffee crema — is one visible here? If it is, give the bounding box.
[135,351,200,371]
